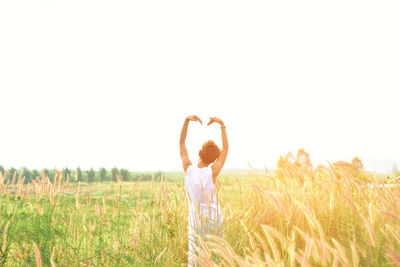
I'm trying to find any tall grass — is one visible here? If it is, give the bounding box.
[198,166,400,266]
[0,165,399,266]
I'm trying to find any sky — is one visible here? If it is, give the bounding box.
[0,0,399,173]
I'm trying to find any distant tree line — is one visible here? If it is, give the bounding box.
[0,165,164,184]
[276,148,368,183]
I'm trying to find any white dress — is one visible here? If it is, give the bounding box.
[184,165,224,267]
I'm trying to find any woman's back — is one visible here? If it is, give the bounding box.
[185,165,216,208]
[185,165,222,229]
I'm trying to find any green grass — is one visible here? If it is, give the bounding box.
[0,169,399,266]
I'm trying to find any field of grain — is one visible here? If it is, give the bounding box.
[0,166,399,266]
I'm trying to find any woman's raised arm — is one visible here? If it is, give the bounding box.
[208,117,229,184]
[180,115,202,173]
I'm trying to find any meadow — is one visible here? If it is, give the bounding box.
[0,164,399,266]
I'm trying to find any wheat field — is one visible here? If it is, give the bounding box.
[0,165,399,266]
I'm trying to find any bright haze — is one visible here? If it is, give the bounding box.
[1,1,399,173]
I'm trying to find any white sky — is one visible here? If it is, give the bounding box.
[0,0,399,173]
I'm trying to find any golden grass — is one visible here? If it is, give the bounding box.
[0,165,399,266]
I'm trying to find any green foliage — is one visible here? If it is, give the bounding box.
[111,167,119,182]
[75,167,83,182]
[87,168,96,183]
[132,171,164,181]
[43,168,54,182]
[0,166,175,184]
[119,169,130,181]
[1,167,399,266]
[99,167,107,182]
[7,167,17,181]
[0,165,5,174]
[62,168,72,182]
[21,167,31,183]
[31,169,40,181]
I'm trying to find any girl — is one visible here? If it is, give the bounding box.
[179,115,229,266]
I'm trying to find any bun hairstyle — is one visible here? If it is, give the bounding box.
[199,140,221,164]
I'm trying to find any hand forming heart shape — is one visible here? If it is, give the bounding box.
[185,115,225,127]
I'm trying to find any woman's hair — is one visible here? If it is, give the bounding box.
[199,140,221,164]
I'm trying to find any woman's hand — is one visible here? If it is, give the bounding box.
[207,116,224,127]
[185,115,202,124]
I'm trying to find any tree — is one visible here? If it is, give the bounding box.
[333,158,366,180]
[0,165,5,175]
[43,168,55,182]
[276,149,314,184]
[21,167,32,184]
[76,167,83,182]
[276,152,296,182]
[351,156,364,173]
[62,168,72,182]
[295,148,313,172]
[87,168,95,183]
[31,169,40,181]
[285,151,295,162]
[333,161,353,170]
[120,168,130,181]
[7,167,17,181]
[111,167,119,182]
[99,167,107,182]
